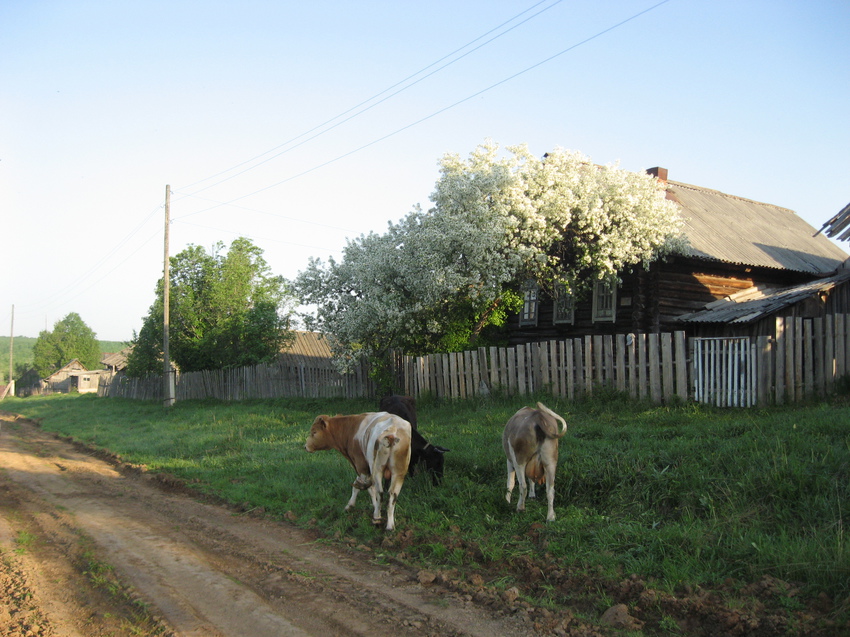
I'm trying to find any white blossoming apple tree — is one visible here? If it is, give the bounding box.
[295,141,683,364]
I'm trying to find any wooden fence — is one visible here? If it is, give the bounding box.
[398,315,850,407]
[397,332,690,403]
[100,315,850,407]
[99,358,375,401]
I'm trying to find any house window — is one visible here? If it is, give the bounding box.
[592,278,617,322]
[519,280,539,326]
[553,285,575,324]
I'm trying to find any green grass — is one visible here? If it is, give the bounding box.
[4,391,849,608]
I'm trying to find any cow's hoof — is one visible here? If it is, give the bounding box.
[372,517,383,526]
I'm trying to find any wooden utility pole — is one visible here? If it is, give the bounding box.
[4,305,13,399]
[163,185,175,407]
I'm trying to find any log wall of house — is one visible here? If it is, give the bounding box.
[507,257,829,346]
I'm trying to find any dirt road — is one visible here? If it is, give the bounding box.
[0,412,538,637]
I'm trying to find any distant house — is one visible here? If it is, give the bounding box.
[42,358,119,394]
[101,347,131,374]
[279,330,334,367]
[508,167,850,344]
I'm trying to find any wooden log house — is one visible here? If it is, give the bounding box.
[508,168,850,344]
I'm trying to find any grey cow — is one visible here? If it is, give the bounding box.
[502,402,568,521]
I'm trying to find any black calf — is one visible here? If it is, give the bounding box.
[379,395,449,484]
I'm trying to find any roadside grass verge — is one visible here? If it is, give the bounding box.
[4,392,848,610]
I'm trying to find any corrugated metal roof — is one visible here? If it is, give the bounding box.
[669,181,849,274]
[282,330,332,357]
[677,269,850,324]
[101,347,131,370]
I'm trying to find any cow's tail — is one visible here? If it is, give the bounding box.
[536,402,568,438]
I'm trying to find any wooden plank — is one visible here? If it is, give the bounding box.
[661,332,674,401]
[516,346,527,395]
[449,352,459,399]
[756,335,771,405]
[573,337,584,397]
[627,334,637,399]
[812,317,824,396]
[784,318,795,402]
[775,317,785,404]
[434,354,444,399]
[603,335,614,387]
[674,331,688,401]
[550,341,559,395]
[794,317,803,402]
[648,333,661,403]
[842,314,850,374]
[825,314,835,391]
[539,342,550,392]
[593,335,603,387]
[476,347,487,395]
[489,346,498,390]
[558,340,567,398]
[457,352,466,399]
[563,340,573,399]
[637,334,648,400]
[836,314,846,378]
[615,334,626,392]
[508,348,518,396]
[584,336,593,395]
[804,320,814,397]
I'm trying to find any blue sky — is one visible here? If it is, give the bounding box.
[3,0,849,341]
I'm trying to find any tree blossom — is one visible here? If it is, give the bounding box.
[296,141,684,362]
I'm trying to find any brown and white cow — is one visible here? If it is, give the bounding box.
[502,402,568,522]
[305,412,411,531]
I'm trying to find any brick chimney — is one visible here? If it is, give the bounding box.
[646,166,668,183]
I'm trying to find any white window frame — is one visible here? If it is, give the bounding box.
[519,280,539,326]
[592,278,617,323]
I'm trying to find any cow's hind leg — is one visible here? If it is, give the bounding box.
[505,459,516,504]
[515,462,529,512]
[544,462,557,522]
[368,483,383,526]
[384,473,406,531]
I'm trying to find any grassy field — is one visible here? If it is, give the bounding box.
[3,391,848,618]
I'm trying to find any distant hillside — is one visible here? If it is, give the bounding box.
[0,337,129,384]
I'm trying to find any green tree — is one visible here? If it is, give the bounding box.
[296,142,685,363]
[127,237,296,376]
[32,313,101,378]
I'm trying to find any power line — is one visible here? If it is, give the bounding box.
[173,190,359,233]
[175,0,672,220]
[175,0,564,198]
[174,219,343,255]
[21,202,164,315]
